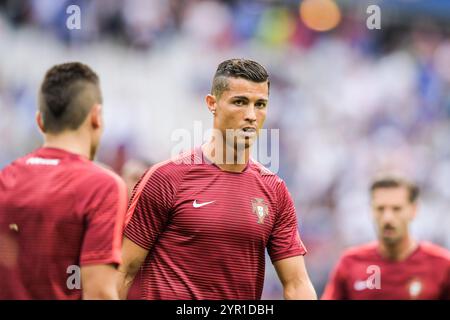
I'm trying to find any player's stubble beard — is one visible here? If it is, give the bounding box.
[233,135,255,164]
[380,223,402,247]
[379,223,417,261]
[214,129,254,165]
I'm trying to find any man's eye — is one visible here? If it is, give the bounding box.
[256,103,267,109]
[234,100,244,106]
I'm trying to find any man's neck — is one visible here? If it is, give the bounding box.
[379,235,417,262]
[43,131,91,160]
[202,141,251,173]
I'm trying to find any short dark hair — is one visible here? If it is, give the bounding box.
[39,62,102,133]
[370,176,420,203]
[211,59,270,98]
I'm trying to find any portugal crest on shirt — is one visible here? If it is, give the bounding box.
[252,198,269,224]
[407,278,423,299]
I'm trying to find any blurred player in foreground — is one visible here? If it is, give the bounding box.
[0,62,127,299]
[322,176,450,300]
[117,59,317,299]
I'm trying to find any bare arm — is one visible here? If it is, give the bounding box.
[81,264,120,300]
[117,236,149,300]
[274,255,317,300]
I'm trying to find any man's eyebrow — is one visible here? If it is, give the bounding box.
[230,96,249,101]
[230,96,268,102]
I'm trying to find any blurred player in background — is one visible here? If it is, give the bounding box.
[322,176,450,300]
[117,59,317,300]
[0,62,127,299]
[121,159,149,198]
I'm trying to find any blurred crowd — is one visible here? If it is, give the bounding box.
[1,0,449,298]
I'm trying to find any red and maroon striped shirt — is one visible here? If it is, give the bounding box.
[0,147,127,299]
[322,241,450,300]
[125,147,307,300]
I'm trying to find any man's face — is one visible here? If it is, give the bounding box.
[212,77,269,149]
[371,187,416,246]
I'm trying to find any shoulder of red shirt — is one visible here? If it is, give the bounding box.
[339,241,450,264]
[141,149,285,183]
[340,242,379,262]
[418,241,450,262]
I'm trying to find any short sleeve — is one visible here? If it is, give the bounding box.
[80,173,127,266]
[267,181,307,263]
[321,257,349,300]
[124,164,176,251]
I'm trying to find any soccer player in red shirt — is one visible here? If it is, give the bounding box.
[322,176,450,300]
[117,59,317,300]
[0,62,127,299]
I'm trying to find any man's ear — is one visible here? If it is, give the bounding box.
[90,104,103,129]
[36,111,45,133]
[205,94,217,115]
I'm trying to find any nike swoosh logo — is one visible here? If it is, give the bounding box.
[193,200,215,208]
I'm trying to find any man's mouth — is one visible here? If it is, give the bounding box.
[239,128,257,139]
[382,226,396,236]
[241,127,257,134]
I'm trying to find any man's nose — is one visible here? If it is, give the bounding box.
[381,209,395,223]
[244,105,257,122]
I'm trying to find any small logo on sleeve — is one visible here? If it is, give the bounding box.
[252,198,269,224]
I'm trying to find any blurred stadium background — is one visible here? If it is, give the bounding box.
[0,0,449,299]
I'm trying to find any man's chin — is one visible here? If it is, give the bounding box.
[240,137,256,149]
[381,234,400,246]
[228,138,254,151]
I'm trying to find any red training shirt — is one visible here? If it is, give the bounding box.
[322,241,450,300]
[0,147,127,299]
[125,147,307,300]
